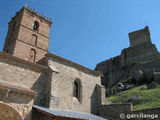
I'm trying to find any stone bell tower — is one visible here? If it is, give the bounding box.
[3,6,52,62]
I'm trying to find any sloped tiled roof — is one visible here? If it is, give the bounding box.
[33,105,108,120]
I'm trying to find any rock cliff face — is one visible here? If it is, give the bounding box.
[95,26,160,96]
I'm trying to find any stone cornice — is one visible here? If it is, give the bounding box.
[0,81,36,97]
[0,52,48,72]
[46,53,103,77]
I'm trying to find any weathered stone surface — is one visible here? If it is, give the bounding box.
[96,26,160,92]
[147,81,158,89]
[106,101,113,105]
[117,82,124,91]
[129,26,151,47]
[99,104,132,120]
[141,86,147,90]
[0,55,48,107]
[143,69,155,83]
[3,6,51,62]
[154,72,160,83]
[125,84,134,90]
[0,82,35,120]
[0,103,22,120]
[99,103,160,120]
[43,54,102,114]
[123,96,142,105]
[133,70,144,84]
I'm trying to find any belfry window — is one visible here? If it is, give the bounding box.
[33,21,39,31]
[29,49,36,62]
[31,34,37,46]
[73,79,82,102]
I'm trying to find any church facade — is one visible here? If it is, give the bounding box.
[0,6,106,120]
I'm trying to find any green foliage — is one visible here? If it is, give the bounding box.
[107,85,160,110]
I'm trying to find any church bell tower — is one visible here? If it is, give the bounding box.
[3,6,52,62]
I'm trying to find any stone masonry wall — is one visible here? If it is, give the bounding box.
[0,93,34,120]
[131,107,160,120]
[21,8,51,38]
[129,26,151,47]
[121,42,160,66]
[47,56,102,114]
[13,8,50,62]
[3,7,23,53]
[3,7,51,62]
[0,54,48,106]
[99,104,132,120]
[13,40,48,62]
[99,104,160,120]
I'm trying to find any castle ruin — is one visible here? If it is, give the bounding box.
[96,26,160,96]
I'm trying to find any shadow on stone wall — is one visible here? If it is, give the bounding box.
[91,86,98,114]
[91,84,106,115]
[31,73,48,107]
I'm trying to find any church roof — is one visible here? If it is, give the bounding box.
[33,105,108,120]
[45,53,103,76]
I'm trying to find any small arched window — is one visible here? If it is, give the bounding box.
[73,79,82,102]
[31,34,37,46]
[33,21,39,31]
[29,49,36,62]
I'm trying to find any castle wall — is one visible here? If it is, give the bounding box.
[96,27,160,90]
[121,42,160,66]
[129,26,151,47]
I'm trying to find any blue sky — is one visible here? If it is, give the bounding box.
[1,0,160,69]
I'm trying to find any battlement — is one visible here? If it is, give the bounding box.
[9,5,52,25]
[129,26,151,47]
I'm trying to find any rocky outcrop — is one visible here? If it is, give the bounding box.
[123,96,142,105]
